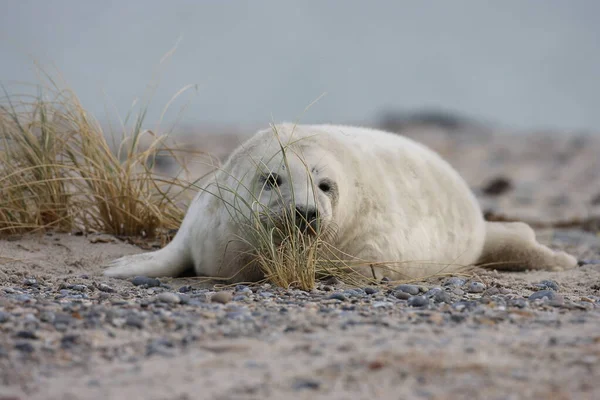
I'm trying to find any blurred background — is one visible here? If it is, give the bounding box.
[2,0,600,133]
[2,0,600,224]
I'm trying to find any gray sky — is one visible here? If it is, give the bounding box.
[2,0,600,131]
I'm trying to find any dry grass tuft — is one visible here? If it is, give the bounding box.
[0,71,203,239]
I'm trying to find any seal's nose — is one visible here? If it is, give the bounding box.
[294,206,319,234]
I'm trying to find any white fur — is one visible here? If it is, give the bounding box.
[104,124,577,281]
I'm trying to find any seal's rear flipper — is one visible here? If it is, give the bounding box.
[477,221,577,271]
[103,246,191,278]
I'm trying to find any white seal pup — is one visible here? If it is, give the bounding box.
[103,124,577,281]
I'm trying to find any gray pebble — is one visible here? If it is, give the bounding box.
[529,290,557,301]
[97,283,115,293]
[15,342,35,353]
[423,287,442,298]
[23,278,38,286]
[69,284,88,292]
[125,316,145,329]
[178,285,192,293]
[328,292,347,301]
[433,291,452,304]
[467,282,486,293]
[534,280,560,291]
[211,291,233,304]
[364,287,379,295]
[395,284,420,295]
[0,311,9,323]
[259,292,274,298]
[292,378,321,391]
[453,288,465,296]
[444,277,466,287]
[408,296,428,307]
[372,301,393,308]
[157,292,181,304]
[393,291,411,300]
[131,276,161,287]
[16,330,38,340]
[178,294,191,304]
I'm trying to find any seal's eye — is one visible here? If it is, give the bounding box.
[318,180,332,193]
[261,173,282,190]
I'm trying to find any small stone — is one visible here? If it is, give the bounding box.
[443,277,466,287]
[178,294,190,304]
[393,291,411,300]
[408,296,428,307]
[15,342,35,353]
[23,278,38,286]
[131,276,161,287]
[395,284,420,295]
[372,301,393,308]
[292,378,321,391]
[432,291,452,304]
[364,287,379,295]
[157,292,181,304]
[15,330,38,340]
[69,284,87,292]
[0,311,9,323]
[467,282,486,293]
[61,334,80,348]
[327,292,347,301]
[452,288,465,296]
[259,292,274,298]
[380,277,390,283]
[178,285,192,293]
[97,283,115,293]
[211,291,233,304]
[529,290,556,301]
[125,316,145,329]
[534,280,559,291]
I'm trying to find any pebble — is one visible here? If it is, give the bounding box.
[394,291,411,300]
[364,287,379,295]
[23,278,38,286]
[69,284,88,292]
[395,284,420,295]
[125,316,145,329]
[157,292,181,304]
[408,296,428,307]
[292,378,321,391]
[97,283,115,293]
[15,330,38,340]
[259,292,274,298]
[327,293,347,301]
[432,291,452,304]
[467,282,486,293]
[372,301,394,308]
[0,311,9,323]
[534,280,560,291]
[211,292,233,304]
[178,285,192,293]
[131,276,161,288]
[15,342,35,353]
[444,277,466,287]
[529,290,557,301]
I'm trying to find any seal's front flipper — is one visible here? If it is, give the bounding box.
[103,245,191,278]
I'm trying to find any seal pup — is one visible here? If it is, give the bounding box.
[103,124,577,281]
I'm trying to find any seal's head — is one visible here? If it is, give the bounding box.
[248,143,340,238]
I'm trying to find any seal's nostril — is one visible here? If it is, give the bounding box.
[294,206,319,233]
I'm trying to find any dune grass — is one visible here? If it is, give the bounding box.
[0,72,201,240]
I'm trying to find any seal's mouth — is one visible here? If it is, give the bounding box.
[258,205,321,239]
